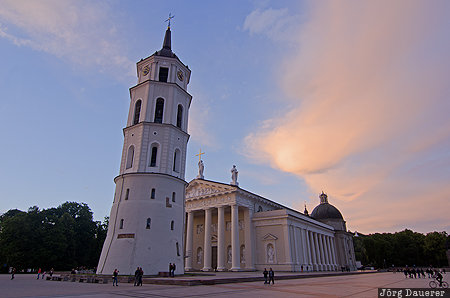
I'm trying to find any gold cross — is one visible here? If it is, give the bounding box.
[165,13,175,29]
[195,149,205,163]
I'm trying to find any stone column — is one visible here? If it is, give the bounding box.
[185,211,194,270]
[231,204,240,271]
[300,229,310,271]
[283,224,293,269]
[326,236,334,270]
[217,206,226,271]
[244,207,255,270]
[330,237,338,270]
[309,231,317,271]
[321,234,331,271]
[303,229,311,270]
[313,232,322,271]
[202,207,212,271]
[320,234,328,270]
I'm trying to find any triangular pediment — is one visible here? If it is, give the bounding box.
[262,233,278,241]
[186,179,236,199]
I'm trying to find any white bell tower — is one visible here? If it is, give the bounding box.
[97,22,192,276]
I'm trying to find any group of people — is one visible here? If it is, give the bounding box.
[134,267,144,286]
[169,263,177,277]
[263,268,275,285]
[402,267,445,287]
[36,268,54,280]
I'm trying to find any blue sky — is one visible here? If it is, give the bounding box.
[1,0,449,234]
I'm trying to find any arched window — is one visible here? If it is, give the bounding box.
[258,206,263,212]
[154,98,164,123]
[171,220,174,230]
[125,188,130,200]
[150,146,158,167]
[173,149,180,172]
[151,188,155,199]
[176,104,183,128]
[126,145,134,169]
[119,219,124,229]
[172,192,176,202]
[133,100,142,125]
[176,242,180,256]
[146,218,151,229]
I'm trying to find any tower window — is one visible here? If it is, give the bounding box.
[173,149,180,172]
[154,98,164,123]
[150,146,158,167]
[125,188,130,200]
[171,220,174,230]
[146,218,151,229]
[151,188,155,199]
[172,192,176,202]
[166,197,172,208]
[119,219,124,229]
[176,242,180,256]
[126,145,134,169]
[159,67,169,82]
[133,100,142,125]
[176,104,183,128]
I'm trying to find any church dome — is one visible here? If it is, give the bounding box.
[310,192,344,220]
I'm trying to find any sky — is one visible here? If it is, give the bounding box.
[0,0,449,234]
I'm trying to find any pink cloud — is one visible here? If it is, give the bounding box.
[245,1,450,233]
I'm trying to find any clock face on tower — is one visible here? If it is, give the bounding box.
[142,65,150,76]
[177,70,184,81]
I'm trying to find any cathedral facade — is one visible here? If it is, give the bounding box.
[184,177,357,272]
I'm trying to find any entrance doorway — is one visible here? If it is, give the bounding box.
[212,246,217,270]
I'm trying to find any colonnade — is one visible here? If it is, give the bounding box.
[298,229,338,271]
[185,204,254,271]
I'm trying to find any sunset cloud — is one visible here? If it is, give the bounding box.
[0,0,133,78]
[244,2,450,233]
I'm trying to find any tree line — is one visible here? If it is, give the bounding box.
[353,229,449,268]
[0,202,108,273]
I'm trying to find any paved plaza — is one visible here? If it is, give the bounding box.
[2,272,449,298]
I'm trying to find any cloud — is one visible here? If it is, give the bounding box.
[244,1,450,233]
[243,7,299,41]
[0,0,133,78]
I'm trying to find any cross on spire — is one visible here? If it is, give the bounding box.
[165,13,175,29]
[195,148,205,163]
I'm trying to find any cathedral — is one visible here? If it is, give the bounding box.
[97,21,357,276]
[184,170,357,272]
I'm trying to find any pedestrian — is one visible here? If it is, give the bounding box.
[134,267,140,286]
[112,269,119,286]
[268,268,275,285]
[49,268,54,277]
[138,267,143,286]
[169,263,172,277]
[11,267,16,280]
[37,268,41,279]
[172,263,176,277]
[263,268,268,284]
[301,265,303,272]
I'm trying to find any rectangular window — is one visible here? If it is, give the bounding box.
[146,218,151,229]
[172,192,176,202]
[151,188,156,199]
[125,188,130,200]
[119,219,124,229]
[159,67,169,82]
[166,197,172,208]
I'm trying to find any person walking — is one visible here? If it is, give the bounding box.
[112,269,119,286]
[263,268,268,284]
[11,267,16,280]
[138,267,143,286]
[169,263,172,277]
[268,268,275,285]
[172,263,176,277]
[37,268,41,279]
[134,267,140,286]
